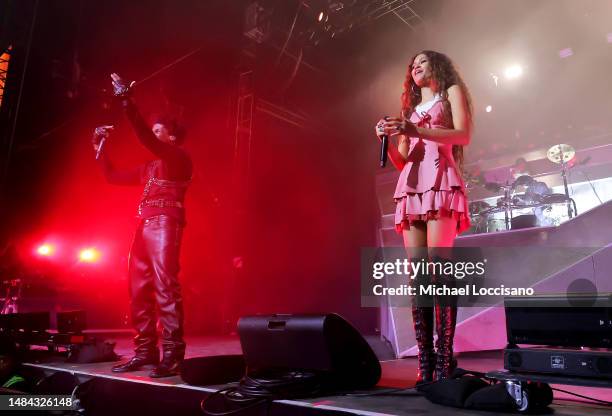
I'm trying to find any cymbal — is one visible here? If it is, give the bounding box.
[547,144,575,164]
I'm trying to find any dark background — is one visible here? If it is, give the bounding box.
[0,0,383,334]
[1,0,611,334]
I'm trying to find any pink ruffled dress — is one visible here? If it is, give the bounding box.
[393,96,470,234]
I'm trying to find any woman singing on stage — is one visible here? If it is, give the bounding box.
[375,50,473,383]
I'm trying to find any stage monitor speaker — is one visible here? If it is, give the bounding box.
[238,313,381,390]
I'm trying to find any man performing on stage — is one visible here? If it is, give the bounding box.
[92,73,192,378]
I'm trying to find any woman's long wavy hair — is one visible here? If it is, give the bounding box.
[401,50,473,171]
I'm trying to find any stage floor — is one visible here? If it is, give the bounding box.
[21,335,612,416]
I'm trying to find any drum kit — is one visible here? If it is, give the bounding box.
[467,144,578,233]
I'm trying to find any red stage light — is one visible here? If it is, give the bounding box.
[79,248,101,263]
[36,244,55,256]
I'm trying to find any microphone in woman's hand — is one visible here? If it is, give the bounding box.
[379,116,390,168]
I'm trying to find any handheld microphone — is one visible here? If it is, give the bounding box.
[95,137,106,160]
[378,115,390,168]
[93,125,114,160]
[380,135,388,167]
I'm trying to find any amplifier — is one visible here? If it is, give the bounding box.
[505,294,612,348]
[505,346,612,379]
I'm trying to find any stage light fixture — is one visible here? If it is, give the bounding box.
[79,248,100,263]
[504,65,523,80]
[318,11,325,22]
[485,105,492,113]
[607,33,612,43]
[36,244,55,257]
[559,48,573,58]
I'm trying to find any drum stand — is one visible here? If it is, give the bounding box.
[548,144,576,219]
[503,184,512,230]
[559,152,574,219]
[504,192,510,230]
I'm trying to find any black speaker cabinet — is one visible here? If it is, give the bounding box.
[238,313,381,390]
[505,295,612,348]
[0,312,50,332]
[57,310,86,334]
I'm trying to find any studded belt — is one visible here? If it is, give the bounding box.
[138,199,184,215]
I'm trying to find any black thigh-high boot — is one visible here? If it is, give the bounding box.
[434,300,457,380]
[410,252,435,385]
[411,305,435,384]
[432,256,458,380]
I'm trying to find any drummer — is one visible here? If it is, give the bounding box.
[510,157,531,180]
[512,158,554,225]
[509,157,554,226]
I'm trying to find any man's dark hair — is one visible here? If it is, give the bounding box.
[150,113,187,145]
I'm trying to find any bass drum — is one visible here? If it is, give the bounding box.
[539,202,571,226]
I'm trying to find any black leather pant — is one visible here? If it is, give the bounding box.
[128,215,185,358]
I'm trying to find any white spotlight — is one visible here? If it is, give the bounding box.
[504,65,523,80]
[485,105,492,113]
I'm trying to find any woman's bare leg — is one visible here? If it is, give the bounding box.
[426,216,457,249]
[402,220,427,252]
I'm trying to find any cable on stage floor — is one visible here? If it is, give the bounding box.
[551,387,612,407]
[200,369,324,415]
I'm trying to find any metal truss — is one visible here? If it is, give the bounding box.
[325,0,424,32]
[353,0,423,30]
